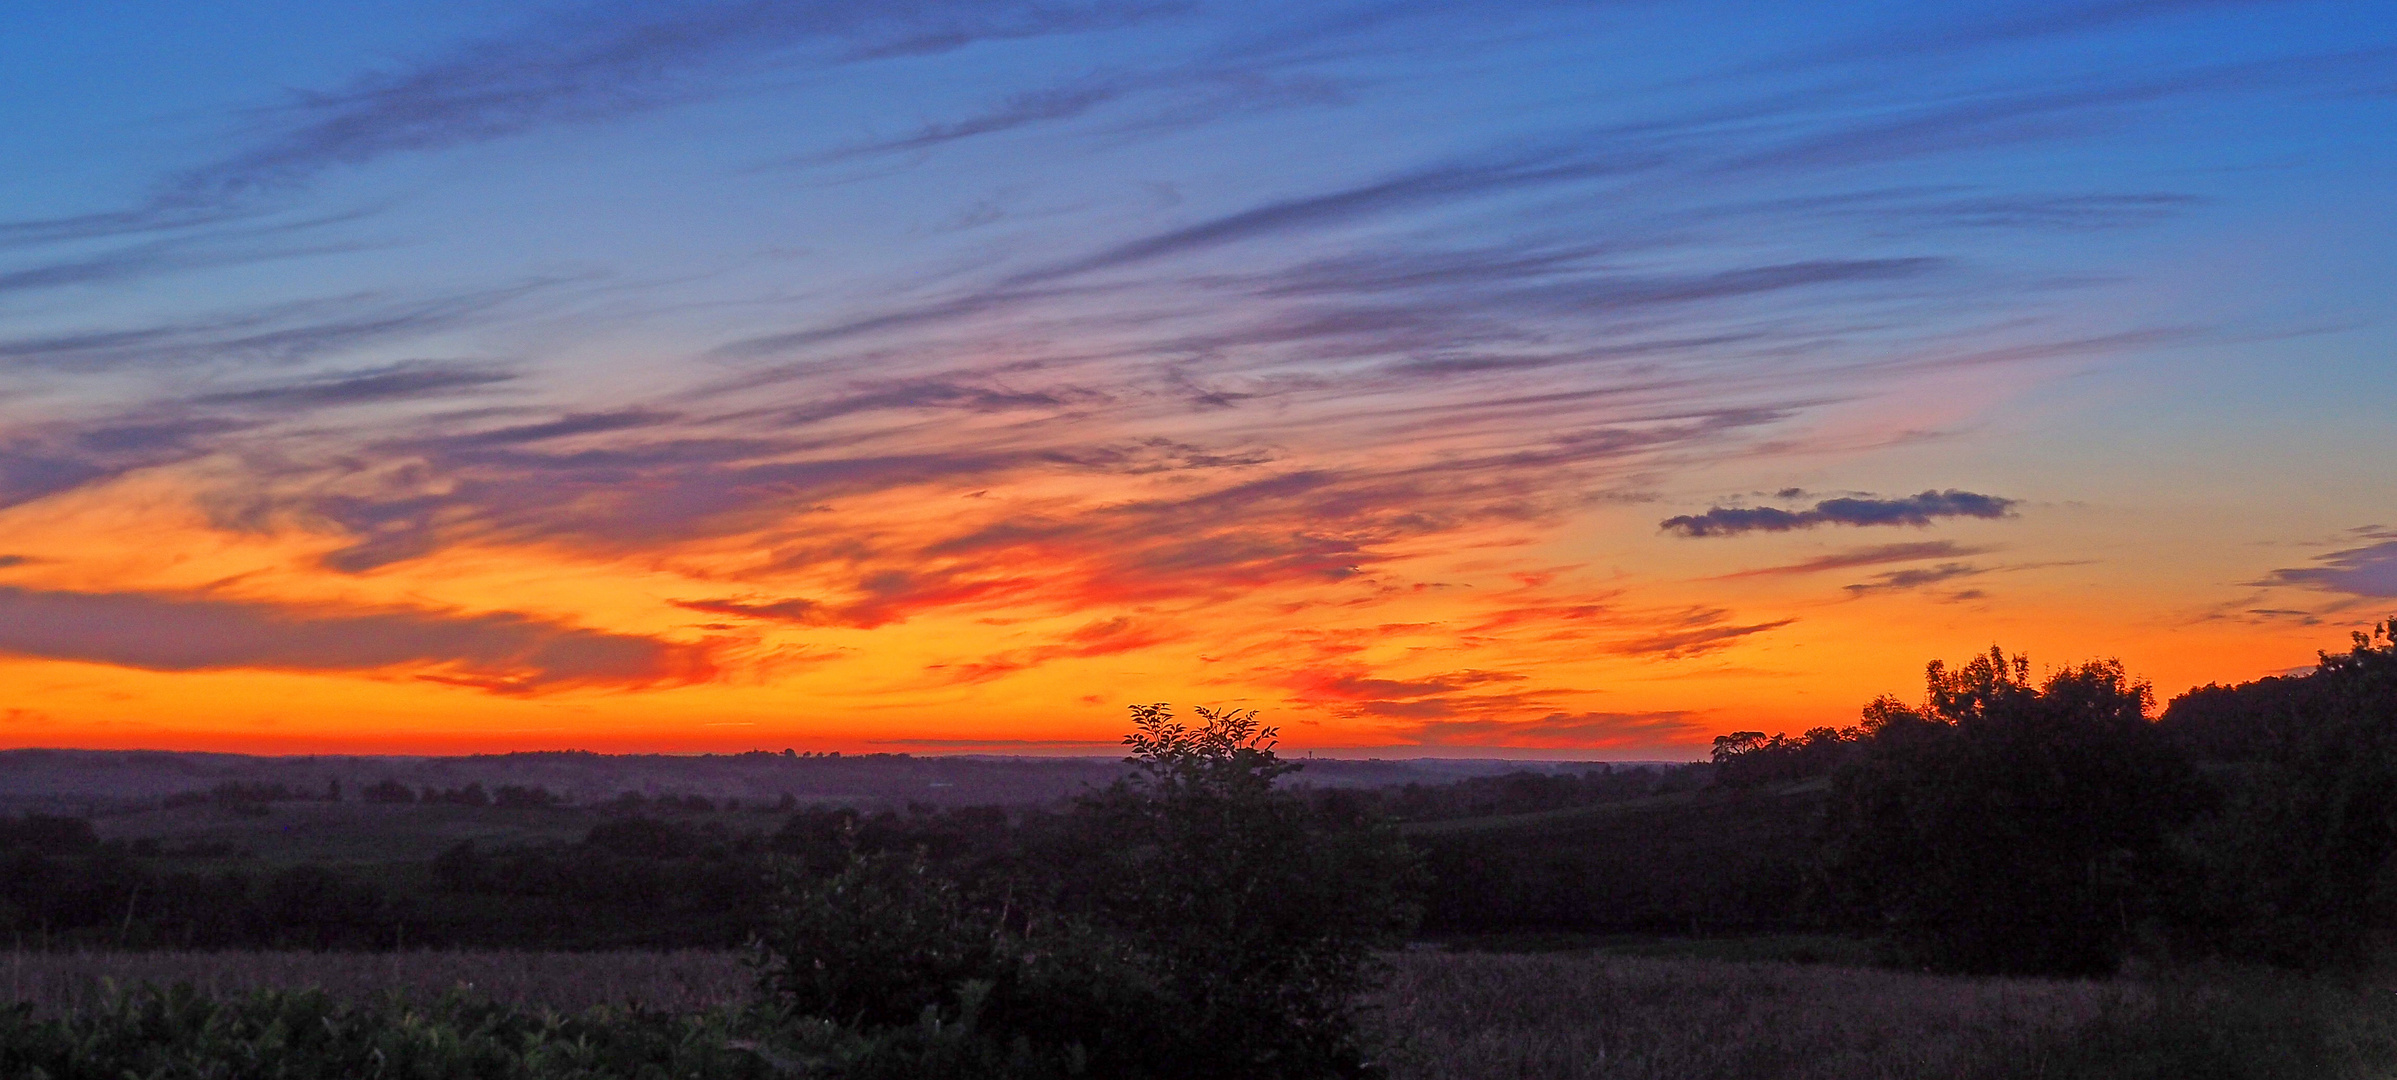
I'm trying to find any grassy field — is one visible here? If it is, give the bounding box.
[12,946,2393,1078]
[1370,951,2394,1079]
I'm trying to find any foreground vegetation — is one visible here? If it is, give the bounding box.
[7,948,2394,1079]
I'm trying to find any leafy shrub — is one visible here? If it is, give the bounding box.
[1063,704,1424,1076]
[751,703,1423,1079]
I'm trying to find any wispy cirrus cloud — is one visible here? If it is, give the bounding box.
[1399,709,1706,751]
[1713,541,1994,578]
[0,586,714,693]
[191,362,517,410]
[6,0,1179,241]
[0,415,251,510]
[1275,664,1553,722]
[1797,0,2326,68]
[927,616,1178,685]
[1610,610,1797,659]
[0,285,548,374]
[1842,562,1990,596]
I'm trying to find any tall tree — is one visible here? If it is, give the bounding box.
[1822,648,2200,974]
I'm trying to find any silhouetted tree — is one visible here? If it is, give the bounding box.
[2194,620,2397,967]
[1821,648,2200,974]
[1064,704,1423,1077]
[752,703,1421,1079]
[360,779,416,804]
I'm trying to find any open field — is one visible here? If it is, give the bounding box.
[12,947,2393,1078]
[1370,952,2395,1079]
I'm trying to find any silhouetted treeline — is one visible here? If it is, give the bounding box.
[1402,623,2397,975]
[0,816,382,949]
[355,781,566,807]
[161,779,342,809]
[9,626,2392,975]
[1709,728,1861,787]
[1315,762,1710,822]
[2157,624,2397,968]
[1680,624,2397,974]
[1410,786,1816,937]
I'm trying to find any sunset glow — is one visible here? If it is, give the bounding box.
[1,1,2391,754]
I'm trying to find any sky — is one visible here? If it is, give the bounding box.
[0,0,2391,756]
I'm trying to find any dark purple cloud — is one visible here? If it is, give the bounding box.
[2258,536,2397,599]
[0,416,252,510]
[0,587,713,693]
[1661,489,2018,537]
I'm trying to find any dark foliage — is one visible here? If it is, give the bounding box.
[1411,787,1819,936]
[425,782,494,806]
[1318,762,1705,822]
[0,984,784,1079]
[2174,621,2397,967]
[359,777,417,803]
[161,779,340,809]
[1711,728,1861,788]
[493,784,564,808]
[2159,675,2325,764]
[421,817,777,948]
[752,704,1423,1079]
[1820,648,2202,975]
[0,813,394,949]
[1064,705,1423,1076]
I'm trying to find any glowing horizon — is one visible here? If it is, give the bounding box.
[0,1,2390,756]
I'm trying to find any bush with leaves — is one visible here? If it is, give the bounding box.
[751,703,1423,1079]
[1065,704,1423,1077]
[1821,648,2202,975]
